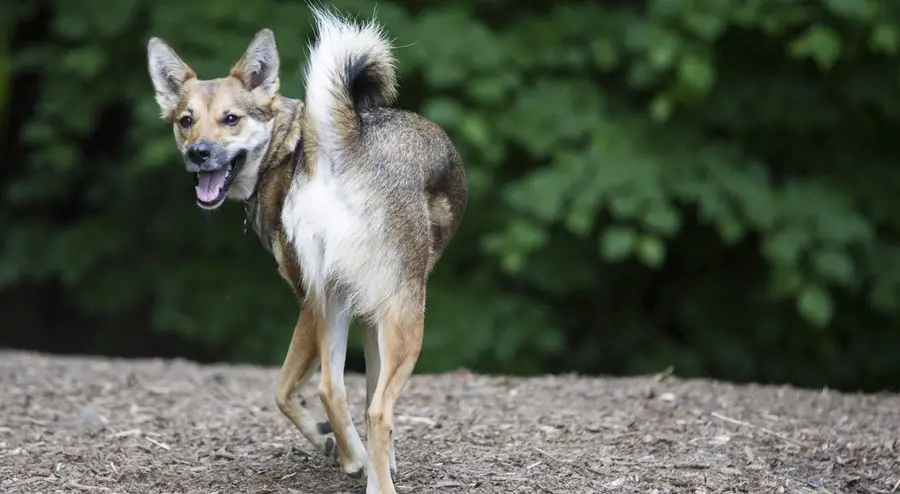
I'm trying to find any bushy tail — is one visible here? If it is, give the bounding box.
[303,7,398,157]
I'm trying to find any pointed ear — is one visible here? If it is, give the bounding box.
[147,38,195,119]
[231,29,280,99]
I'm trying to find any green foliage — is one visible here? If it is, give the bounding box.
[0,54,5,126]
[0,4,9,123]
[4,0,900,390]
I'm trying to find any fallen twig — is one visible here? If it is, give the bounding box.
[214,449,236,460]
[534,447,568,466]
[711,412,811,449]
[107,428,142,439]
[534,448,603,478]
[145,437,170,450]
[789,476,835,494]
[583,462,604,476]
[396,414,437,427]
[4,477,52,488]
[67,480,110,491]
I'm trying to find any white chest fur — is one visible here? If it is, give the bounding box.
[281,166,399,315]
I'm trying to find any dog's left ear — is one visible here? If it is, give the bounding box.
[232,29,280,100]
[147,38,196,120]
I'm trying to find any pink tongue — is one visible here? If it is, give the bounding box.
[195,170,228,203]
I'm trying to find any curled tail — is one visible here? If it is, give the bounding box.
[303,7,398,158]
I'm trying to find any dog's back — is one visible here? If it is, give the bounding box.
[356,107,467,255]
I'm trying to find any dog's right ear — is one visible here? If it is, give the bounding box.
[147,38,196,120]
[230,29,280,102]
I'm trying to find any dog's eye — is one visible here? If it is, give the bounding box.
[178,115,193,129]
[224,114,241,126]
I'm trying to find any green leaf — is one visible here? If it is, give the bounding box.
[459,114,492,152]
[467,73,519,105]
[505,168,572,222]
[796,285,835,329]
[769,267,805,299]
[641,205,681,236]
[714,212,747,246]
[423,61,464,88]
[823,0,877,22]
[870,23,900,54]
[0,36,6,114]
[812,249,855,286]
[507,219,549,251]
[600,226,636,262]
[681,12,727,41]
[589,37,620,70]
[788,24,843,71]
[677,51,716,95]
[421,98,465,128]
[869,278,900,313]
[636,235,666,268]
[609,194,643,220]
[649,93,673,122]
[816,213,874,244]
[501,251,525,273]
[647,40,679,70]
[763,227,811,267]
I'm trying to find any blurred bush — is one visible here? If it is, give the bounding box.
[3,0,900,391]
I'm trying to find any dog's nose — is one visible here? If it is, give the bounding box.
[187,143,211,165]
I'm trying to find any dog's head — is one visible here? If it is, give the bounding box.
[146,30,282,210]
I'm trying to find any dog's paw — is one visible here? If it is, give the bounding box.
[315,421,339,463]
[299,417,338,462]
[339,443,368,478]
[323,435,338,461]
[348,465,366,479]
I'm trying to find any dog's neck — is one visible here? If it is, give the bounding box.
[243,96,305,251]
[243,135,303,233]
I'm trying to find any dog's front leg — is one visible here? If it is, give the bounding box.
[275,306,336,457]
[317,298,368,477]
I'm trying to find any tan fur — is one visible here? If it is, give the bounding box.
[363,291,424,492]
[274,304,328,452]
[147,10,467,494]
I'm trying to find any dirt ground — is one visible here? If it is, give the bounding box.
[1,351,898,494]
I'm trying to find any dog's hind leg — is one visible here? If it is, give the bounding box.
[317,297,368,477]
[275,306,336,458]
[365,288,425,494]
[363,321,396,474]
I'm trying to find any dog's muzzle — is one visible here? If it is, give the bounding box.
[187,148,247,209]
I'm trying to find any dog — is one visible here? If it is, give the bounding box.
[146,7,467,494]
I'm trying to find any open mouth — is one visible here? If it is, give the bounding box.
[194,151,247,209]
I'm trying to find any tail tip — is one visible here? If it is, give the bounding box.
[306,5,398,110]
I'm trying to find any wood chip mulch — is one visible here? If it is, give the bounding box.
[1,351,898,493]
